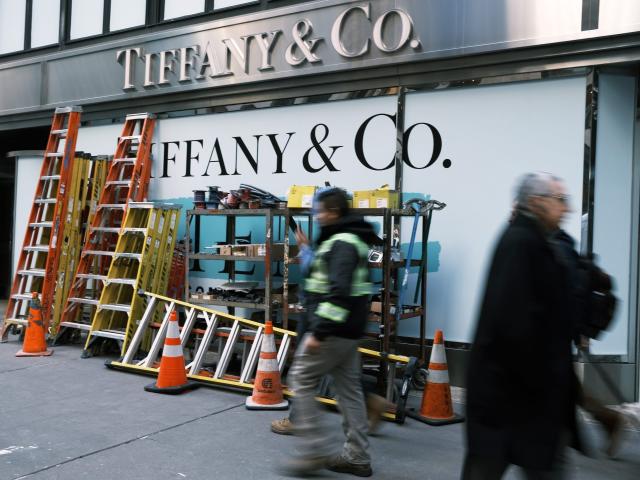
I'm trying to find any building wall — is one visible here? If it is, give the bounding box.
[36,75,587,346]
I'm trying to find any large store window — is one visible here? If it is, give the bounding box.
[214,0,259,10]
[70,0,104,40]
[163,0,205,20]
[110,0,146,31]
[31,0,60,48]
[0,0,26,54]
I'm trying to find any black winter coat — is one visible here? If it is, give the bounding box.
[303,215,380,341]
[465,213,581,470]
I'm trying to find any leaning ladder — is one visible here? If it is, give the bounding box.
[50,155,110,336]
[58,113,155,338]
[84,202,180,357]
[2,106,82,341]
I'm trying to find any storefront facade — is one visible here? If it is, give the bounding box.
[2,0,640,401]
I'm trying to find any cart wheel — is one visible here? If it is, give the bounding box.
[412,368,429,390]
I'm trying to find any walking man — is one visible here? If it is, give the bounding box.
[463,172,582,479]
[282,188,376,477]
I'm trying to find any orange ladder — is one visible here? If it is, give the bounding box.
[1,106,82,341]
[57,113,156,339]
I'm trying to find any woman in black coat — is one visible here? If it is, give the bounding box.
[462,173,581,479]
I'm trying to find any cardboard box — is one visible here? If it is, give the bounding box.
[353,185,399,209]
[353,190,372,209]
[371,187,399,209]
[219,245,232,255]
[287,185,317,208]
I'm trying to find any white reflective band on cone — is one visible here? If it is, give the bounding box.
[262,335,276,353]
[257,357,279,372]
[167,319,180,339]
[428,369,450,384]
[162,344,184,358]
[430,344,447,365]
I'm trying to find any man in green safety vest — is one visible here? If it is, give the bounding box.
[281,188,378,478]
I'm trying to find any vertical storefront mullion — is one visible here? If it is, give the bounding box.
[582,68,598,255]
[632,78,640,401]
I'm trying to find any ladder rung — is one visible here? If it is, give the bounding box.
[68,297,100,306]
[123,227,147,233]
[51,129,67,136]
[5,318,28,326]
[83,250,115,257]
[77,273,108,282]
[106,278,136,286]
[106,181,131,186]
[18,269,45,277]
[114,253,142,260]
[60,321,91,331]
[29,221,53,228]
[90,329,125,340]
[113,158,136,164]
[41,175,61,181]
[55,106,82,114]
[119,135,141,142]
[99,304,131,313]
[11,293,33,301]
[45,152,64,157]
[90,227,121,233]
[35,198,56,204]
[24,245,49,252]
[97,204,126,210]
[126,113,154,121]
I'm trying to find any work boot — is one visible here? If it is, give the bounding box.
[279,456,328,477]
[271,417,294,435]
[366,393,394,434]
[326,455,372,477]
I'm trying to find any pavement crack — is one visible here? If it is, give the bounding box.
[0,363,58,375]
[13,402,245,479]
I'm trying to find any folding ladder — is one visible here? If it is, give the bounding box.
[58,113,155,339]
[84,202,180,357]
[108,292,411,423]
[113,292,292,389]
[1,106,82,341]
[49,155,110,336]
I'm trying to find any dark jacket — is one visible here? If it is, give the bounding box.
[465,213,581,470]
[305,215,380,341]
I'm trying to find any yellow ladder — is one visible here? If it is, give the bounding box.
[84,202,180,357]
[50,155,110,336]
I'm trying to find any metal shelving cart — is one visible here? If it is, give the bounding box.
[185,203,444,399]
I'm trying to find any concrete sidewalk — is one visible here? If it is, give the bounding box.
[0,339,639,480]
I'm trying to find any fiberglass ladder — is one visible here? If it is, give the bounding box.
[83,202,180,357]
[1,106,82,341]
[57,113,155,339]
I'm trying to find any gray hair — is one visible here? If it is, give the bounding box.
[514,172,561,209]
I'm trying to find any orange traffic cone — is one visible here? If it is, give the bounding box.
[408,330,464,425]
[145,310,198,394]
[16,293,53,357]
[245,320,288,410]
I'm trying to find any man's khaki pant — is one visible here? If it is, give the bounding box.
[289,334,370,465]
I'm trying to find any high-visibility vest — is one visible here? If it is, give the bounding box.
[305,232,372,297]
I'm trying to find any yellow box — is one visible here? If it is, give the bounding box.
[353,186,399,209]
[370,188,399,209]
[287,185,317,208]
[353,190,372,209]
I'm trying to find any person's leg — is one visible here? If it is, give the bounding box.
[329,338,370,465]
[287,334,345,459]
[460,453,508,480]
